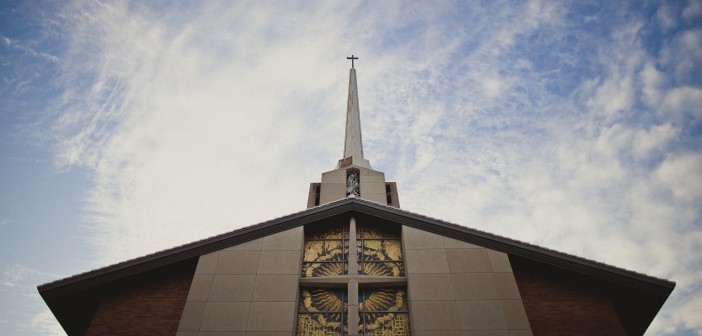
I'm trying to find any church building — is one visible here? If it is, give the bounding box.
[39,59,675,336]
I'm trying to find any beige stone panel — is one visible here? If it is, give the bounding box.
[406,249,450,274]
[361,192,387,204]
[321,169,346,182]
[509,330,533,336]
[208,275,256,302]
[444,237,481,249]
[403,226,445,249]
[201,302,250,331]
[463,331,510,336]
[501,300,531,330]
[415,332,462,336]
[225,239,262,251]
[411,301,461,331]
[494,273,521,300]
[262,227,303,251]
[187,274,213,301]
[451,273,499,300]
[215,251,261,275]
[178,301,206,332]
[251,274,298,302]
[319,193,345,205]
[456,300,507,330]
[257,250,301,274]
[487,250,512,272]
[359,181,386,194]
[246,302,296,331]
[360,173,386,183]
[408,273,455,300]
[446,249,492,273]
[321,182,347,194]
[196,252,220,275]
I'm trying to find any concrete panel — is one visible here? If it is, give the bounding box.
[411,301,461,331]
[494,273,520,300]
[196,252,220,275]
[225,239,262,251]
[215,251,261,275]
[487,250,512,272]
[360,173,386,183]
[501,300,531,330]
[200,302,250,331]
[359,181,386,195]
[321,169,346,182]
[208,275,256,302]
[251,274,298,302]
[257,250,301,274]
[361,192,388,204]
[321,183,347,195]
[319,193,346,205]
[406,249,450,274]
[244,333,292,336]
[446,249,492,273]
[451,273,499,300]
[177,301,206,332]
[187,274,213,301]
[456,300,507,330]
[403,226,445,250]
[198,333,245,336]
[445,237,481,249]
[408,273,455,301]
[262,227,303,251]
[509,330,533,336]
[415,332,462,336]
[463,331,510,336]
[246,302,296,331]
[175,332,198,336]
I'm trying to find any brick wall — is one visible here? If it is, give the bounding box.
[85,268,194,336]
[510,256,627,336]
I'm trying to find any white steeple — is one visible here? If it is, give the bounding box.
[337,56,372,169]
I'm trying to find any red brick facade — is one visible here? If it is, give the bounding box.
[511,256,628,336]
[85,269,193,336]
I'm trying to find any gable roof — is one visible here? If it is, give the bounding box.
[38,197,675,334]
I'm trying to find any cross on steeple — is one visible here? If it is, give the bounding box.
[347,55,358,68]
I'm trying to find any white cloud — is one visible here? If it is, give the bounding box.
[32,1,702,334]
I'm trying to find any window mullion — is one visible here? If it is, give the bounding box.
[348,217,359,336]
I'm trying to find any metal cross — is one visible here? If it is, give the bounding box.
[347,55,358,68]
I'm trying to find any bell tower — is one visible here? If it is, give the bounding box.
[307,57,400,208]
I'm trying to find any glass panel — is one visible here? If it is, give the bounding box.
[358,224,404,276]
[357,225,400,239]
[303,223,348,277]
[359,261,405,277]
[307,224,348,239]
[359,288,409,336]
[302,262,347,278]
[298,288,347,336]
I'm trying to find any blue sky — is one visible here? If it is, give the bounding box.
[1,0,701,334]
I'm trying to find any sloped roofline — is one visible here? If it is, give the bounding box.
[39,197,674,297]
[38,197,675,335]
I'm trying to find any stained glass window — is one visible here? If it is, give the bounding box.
[297,288,347,336]
[357,225,405,276]
[298,220,409,336]
[359,287,410,336]
[302,223,349,277]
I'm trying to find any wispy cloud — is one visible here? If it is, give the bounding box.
[28,0,702,334]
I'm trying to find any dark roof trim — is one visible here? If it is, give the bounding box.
[39,197,675,300]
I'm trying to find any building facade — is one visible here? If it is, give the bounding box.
[39,63,675,336]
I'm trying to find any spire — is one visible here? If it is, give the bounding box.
[338,57,372,169]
